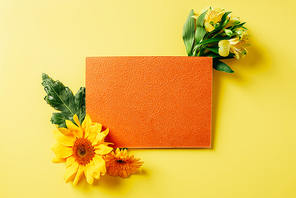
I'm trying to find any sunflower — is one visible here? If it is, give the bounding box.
[51,114,113,185]
[104,148,143,178]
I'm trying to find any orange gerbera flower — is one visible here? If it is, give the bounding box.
[51,114,113,185]
[104,148,143,178]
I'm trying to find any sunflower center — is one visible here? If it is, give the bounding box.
[72,138,95,166]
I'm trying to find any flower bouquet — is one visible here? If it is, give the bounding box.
[182,7,250,73]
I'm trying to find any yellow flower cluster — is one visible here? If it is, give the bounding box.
[183,6,251,72]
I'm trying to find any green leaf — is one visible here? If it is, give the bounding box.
[195,26,206,44]
[182,10,196,56]
[213,59,234,73]
[41,73,86,127]
[224,29,233,36]
[210,12,232,34]
[74,87,86,124]
[51,112,67,126]
[196,10,207,27]
[207,47,219,54]
[230,22,246,31]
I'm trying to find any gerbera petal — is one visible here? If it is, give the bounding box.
[53,130,75,146]
[88,123,102,141]
[94,144,113,155]
[105,149,143,178]
[122,170,128,178]
[64,162,78,183]
[73,165,85,186]
[66,120,83,138]
[51,143,72,158]
[115,148,120,154]
[84,164,95,184]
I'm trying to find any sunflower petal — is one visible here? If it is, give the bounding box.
[73,165,85,186]
[92,133,105,145]
[93,155,106,175]
[73,114,81,127]
[94,144,113,155]
[66,120,83,138]
[52,157,66,163]
[92,128,109,145]
[88,123,102,141]
[102,128,109,136]
[57,127,73,136]
[82,114,92,133]
[51,143,72,158]
[53,130,75,146]
[84,164,95,184]
[66,156,76,168]
[64,162,78,183]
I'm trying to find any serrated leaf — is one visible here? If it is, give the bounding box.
[213,59,234,73]
[182,10,196,56]
[51,112,67,126]
[42,73,86,127]
[74,87,86,124]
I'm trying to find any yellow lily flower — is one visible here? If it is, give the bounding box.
[192,7,226,32]
[225,14,240,28]
[218,29,250,59]
[204,8,225,32]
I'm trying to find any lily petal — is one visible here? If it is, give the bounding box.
[218,40,230,57]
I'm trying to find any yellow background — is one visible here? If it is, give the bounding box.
[1,0,296,197]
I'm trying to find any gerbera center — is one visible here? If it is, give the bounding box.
[72,138,95,165]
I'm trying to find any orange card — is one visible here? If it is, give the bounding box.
[86,56,212,148]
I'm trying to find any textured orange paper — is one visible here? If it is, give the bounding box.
[86,56,212,148]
